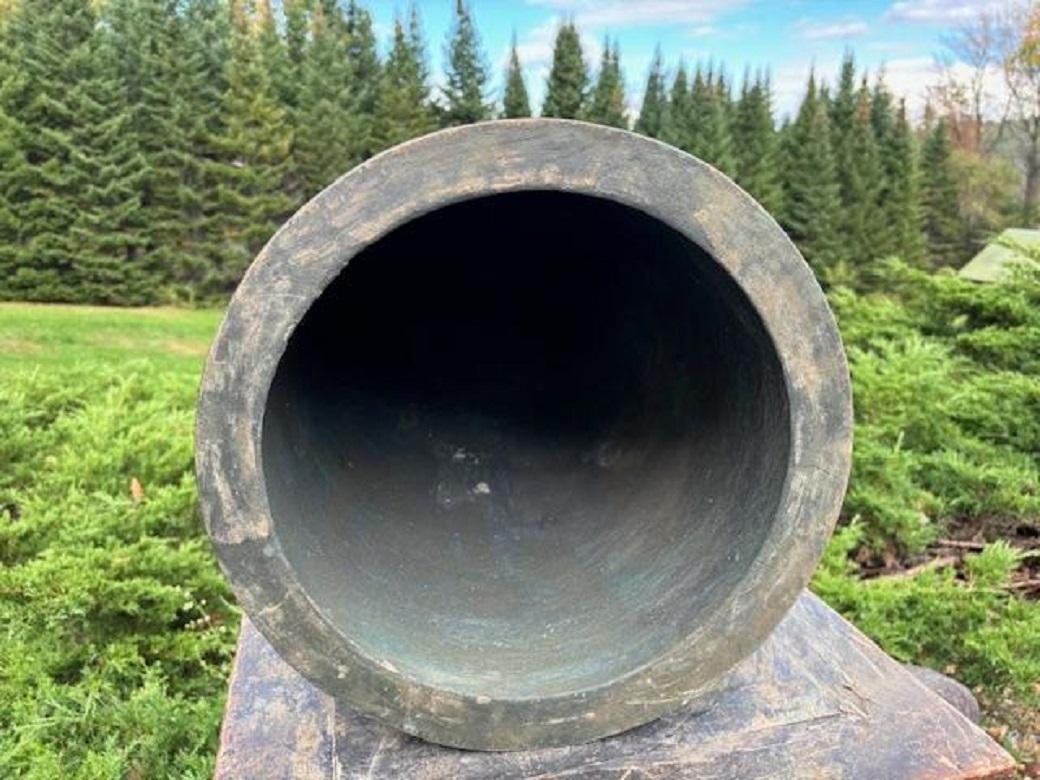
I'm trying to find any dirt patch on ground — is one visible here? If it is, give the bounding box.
[90,333,141,351]
[165,340,209,357]
[979,689,1040,772]
[85,333,209,357]
[0,338,43,354]
[859,515,1040,596]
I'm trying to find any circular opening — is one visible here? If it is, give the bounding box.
[261,191,790,700]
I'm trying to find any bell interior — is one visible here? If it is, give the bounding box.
[261,191,790,699]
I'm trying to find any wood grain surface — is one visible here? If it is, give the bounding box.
[215,591,1015,779]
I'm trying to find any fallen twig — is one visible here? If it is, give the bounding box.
[935,539,986,551]
[878,556,959,580]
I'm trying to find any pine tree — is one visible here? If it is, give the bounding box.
[779,72,842,279]
[69,13,151,303]
[542,21,587,119]
[408,7,432,97]
[733,70,781,213]
[662,63,692,151]
[210,0,294,294]
[172,0,233,295]
[713,66,734,122]
[840,81,886,278]
[830,52,858,153]
[687,65,710,152]
[376,8,436,149]
[442,0,490,126]
[294,3,358,198]
[316,0,348,41]
[584,39,626,128]
[691,64,736,176]
[920,119,963,267]
[868,76,898,258]
[344,0,381,160]
[634,46,667,138]
[501,33,530,119]
[872,82,927,267]
[284,0,308,72]
[887,99,927,266]
[257,0,296,113]
[0,0,151,303]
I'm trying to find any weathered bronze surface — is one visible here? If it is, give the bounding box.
[195,119,854,750]
[214,592,1016,779]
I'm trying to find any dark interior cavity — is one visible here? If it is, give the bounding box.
[261,191,790,699]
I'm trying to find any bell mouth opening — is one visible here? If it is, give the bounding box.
[260,190,791,700]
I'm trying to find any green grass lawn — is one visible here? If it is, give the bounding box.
[0,295,1037,776]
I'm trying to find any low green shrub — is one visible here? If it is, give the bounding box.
[0,307,234,778]
[830,260,1040,557]
[814,526,1040,700]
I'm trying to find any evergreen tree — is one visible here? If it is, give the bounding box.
[885,99,928,267]
[407,6,432,94]
[920,119,963,267]
[779,72,842,278]
[376,8,436,149]
[662,63,692,151]
[178,1,232,154]
[294,3,358,198]
[501,33,531,119]
[344,0,382,160]
[687,65,710,152]
[0,0,152,303]
[826,53,888,281]
[691,64,736,176]
[829,52,858,152]
[634,46,667,138]
[872,82,927,267]
[69,14,150,302]
[733,70,781,213]
[840,81,886,279]
[284,0,308,72]
[316,0,349,41]
[542,21,587,119]
[442,0,490,126]
[257,0,296,113]
[868,76,897,258]
[712,66,734,123]
[870,77,894,148]
[172,0,233,294]
[584,39,626,128]
[210,0,294,293]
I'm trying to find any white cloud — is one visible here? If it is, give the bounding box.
[771,54,1009,123]
[865,40,912,53]
[511,17,603,70]
[771,60,835,121]
[689,25,718,37]
[795,18,870,41]
[875,56,940,111]
[502,17,605,113]
[512,18,559,69]
[526,0,749,27]
[885,0,1005,24]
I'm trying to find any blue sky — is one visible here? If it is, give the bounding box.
[364,0,1003,120]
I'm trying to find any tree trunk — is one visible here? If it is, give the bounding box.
[1024,121,1040,220]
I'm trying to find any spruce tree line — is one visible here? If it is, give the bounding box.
[0,2,964,304]
[635,52,952,286]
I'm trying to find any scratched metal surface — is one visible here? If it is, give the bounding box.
[214,592,1015,780]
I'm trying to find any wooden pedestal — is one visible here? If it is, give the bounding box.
[214,592,1015,779]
